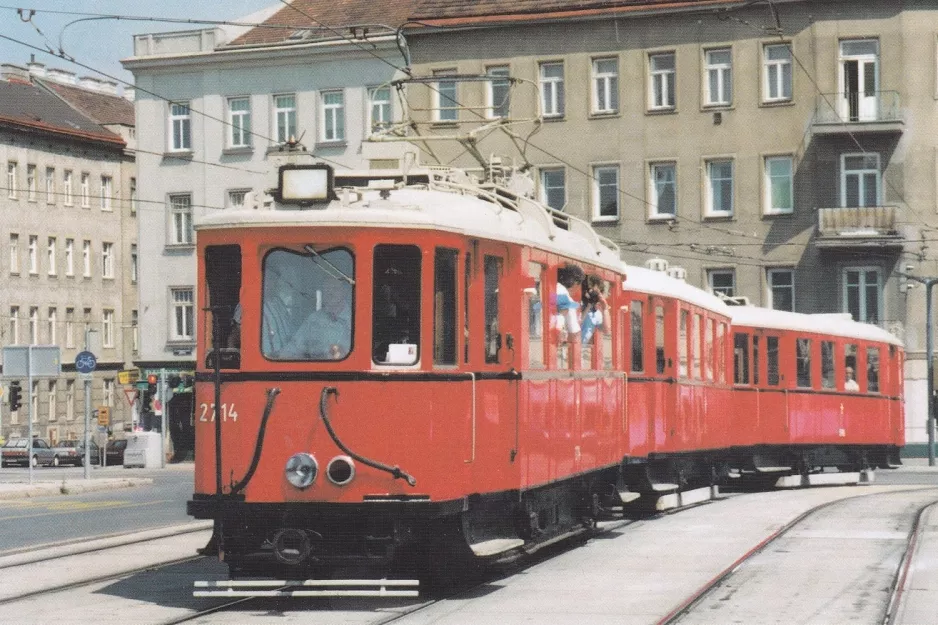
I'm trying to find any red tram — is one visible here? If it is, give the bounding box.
[188,160,904,583]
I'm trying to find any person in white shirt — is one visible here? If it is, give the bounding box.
[845,366,859,391]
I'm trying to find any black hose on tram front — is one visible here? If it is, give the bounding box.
[319,386,417,487]
[230,387,281,495]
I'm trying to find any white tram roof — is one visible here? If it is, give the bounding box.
[729,306,903,347]
[620,264,732,318]
[196,170,623,274]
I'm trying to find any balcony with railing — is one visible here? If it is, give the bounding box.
[815,205,903,249]
[812,91,903,135]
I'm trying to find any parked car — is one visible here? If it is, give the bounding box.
[1,438,58,467]
[105,439,127,466]
[52,439,100,467]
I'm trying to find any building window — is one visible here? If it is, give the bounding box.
[129,177,137,214]
[9,306,19,344]
[7,161,16,198]
[80,173,90,207]
[539,62,564,118]
[47,237,56,276]
[486,65,510,119]
[764,43,792,102]
[649,52,676,110]
[169,101,191,151]
[592,57,619,114]
[227,96,251,148]
[169,193,193,245]
[100,175,112,210]
[82,240,91,277]
[227,189,249,209]
[132,310,139,353]
[103,379,114,407]
[27,164,37,201]
[432,70,458,122]
[320,90,345,142]
[65,238,74,276]
[47,307,56,344]
[273,94,297,144]
[705,48,732,106]
[9,233,18,274]
[28,235,38,274]
[765,155,794,214]
[368,86,391,132]
[63,170,73,205]
[48,381,57,421]
[842,153,881,208]
[844,267,881,324]
[45,167,55,204]
[592,165,620,221]
[131,243,138,283]
[650,162,677,218]
[705,159,734,217]
[102,309,114,347]
[29,306,38,344]
[539,167,566,211]
[102,242,114,278]
[708,269,735,297]
[767,268,795,311]
[65,308,74,348]
[171,288,195,341]
[66,380,75,421]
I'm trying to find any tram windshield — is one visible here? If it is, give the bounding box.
[262,247,354,361]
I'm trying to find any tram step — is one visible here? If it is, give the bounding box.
[193,578,419,598]
[650,482,679,492]
[775,471,863,488]
[469,538,525,557]
[655,486,718,511]
[617,489,642,503]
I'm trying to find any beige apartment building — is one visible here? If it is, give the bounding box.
[398,0,937,452]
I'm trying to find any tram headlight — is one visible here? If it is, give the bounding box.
[285,453,318,489]
[326,455,356,486]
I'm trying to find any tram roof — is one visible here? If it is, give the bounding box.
[620,264,732,318]
[196,173,625,274]
[729,306,903,347]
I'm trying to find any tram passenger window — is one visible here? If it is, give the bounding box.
[821,341,835,389]
[733,333,750,384]
[692,314,701,379]
[704,319,714,381]
[867,347,880,393]
[796,338,812,388]
[484,255,503,364]
[655,304,666,374]
[717,322,726,383]
[433,248,458,366]
[464,253,471,364]
[601,282,613,370]
[527,262,545,369]
[753,335,760,385]
[581,275,610,370]
[373,245,420,365]
[844,343,858,391]
[630,301,644,372]
[204,244,241,369]
[767,336,780,386]
[679,310,688,378]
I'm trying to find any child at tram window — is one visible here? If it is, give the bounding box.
[580,275,611,345]
[554,264,585,342]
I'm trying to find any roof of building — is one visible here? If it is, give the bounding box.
[227,0,417,47]
[39,80,135,127]
[0,78,125,146]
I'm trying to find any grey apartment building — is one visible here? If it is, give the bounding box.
[399,0,937,452]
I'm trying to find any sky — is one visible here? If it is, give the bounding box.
[0,1,281,87]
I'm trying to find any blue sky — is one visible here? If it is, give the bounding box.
[0,1,280,86]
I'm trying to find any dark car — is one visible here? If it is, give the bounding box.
[1,438,57,467]
[105,439,128,466]
[51,439,101,467]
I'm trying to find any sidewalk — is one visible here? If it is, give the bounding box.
[0,462,193,500]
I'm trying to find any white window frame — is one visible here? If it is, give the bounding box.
[705,158,734,217]
[131,243,138,283]
[63,169,73,206]
[539,62,564,118]
[29,306,38,344]
[368,85,391,132]
[320,90,345,142]
[592,57,619,114]
[28,235,38,274]
[764,155,794,215]
[132,310,139,353]
[26,164,36,201]
[767,268,795,311]
[227,189,249,209]
[9,233,18,274]
[47,307,57,344]
[649,52,676,110]
[539,167,566,211]
[102,309,114,347]
[169,101,192,151]
[129,177,137,214]
[100,175,112,211]
[82,239,91,277]
[103,379,114,407]
[843,266,882,324]
[48,381,57,422]
[707,269,736,297]
[592,164,620,222]
[45,167,55,204]
[9,306,19,344]
[841,153,881,208]
[432,70,458,122]
[649,162,677,219]
[7,161,17,199]
[170,287,195,342]
[273,94,297,144]
[102,242,114,279]
[486,65,511,119]
[66,380,75,421]
[65,308,74,348]
[80,173,90,207]
[47,236,56,276]
[169,193,194,245]
[227,96,251,148]
[763,43,793,102]
[704,48,733,106]
[65,238,74,276]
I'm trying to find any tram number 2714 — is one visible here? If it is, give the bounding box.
[198,403,239,422]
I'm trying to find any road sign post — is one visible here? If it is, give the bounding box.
[78,329,97,480]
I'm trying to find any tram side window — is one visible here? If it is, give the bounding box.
[717,322,727,383]
[733,332,750,384]
[796,338,812,388]
[464,252,471,364]
[433,248,459,366]
[692,313,701,379]
[630,300,644,372]
[204,244,242,369]
[767,336,780,386]
[845,343,858,391]
[752,335,760,385]
[704,319,714,381]
[655,303,666,374]
[821,341,835,389]
[373,245,420,365]
[527,262,545,369]
[600,280,613,370]
[678,310,689,378]
[867,346,880,393]
[484,255,502,364]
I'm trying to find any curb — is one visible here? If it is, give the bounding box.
[0,477,153,500]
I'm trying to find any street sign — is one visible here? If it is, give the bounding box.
[3,345,62,377]
[75,351,97,374]
[97,406,110,426]
[118,369,140,385]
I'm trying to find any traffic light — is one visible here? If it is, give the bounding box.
[8,381,22,412]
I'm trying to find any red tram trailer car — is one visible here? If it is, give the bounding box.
[188,161,904,583]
